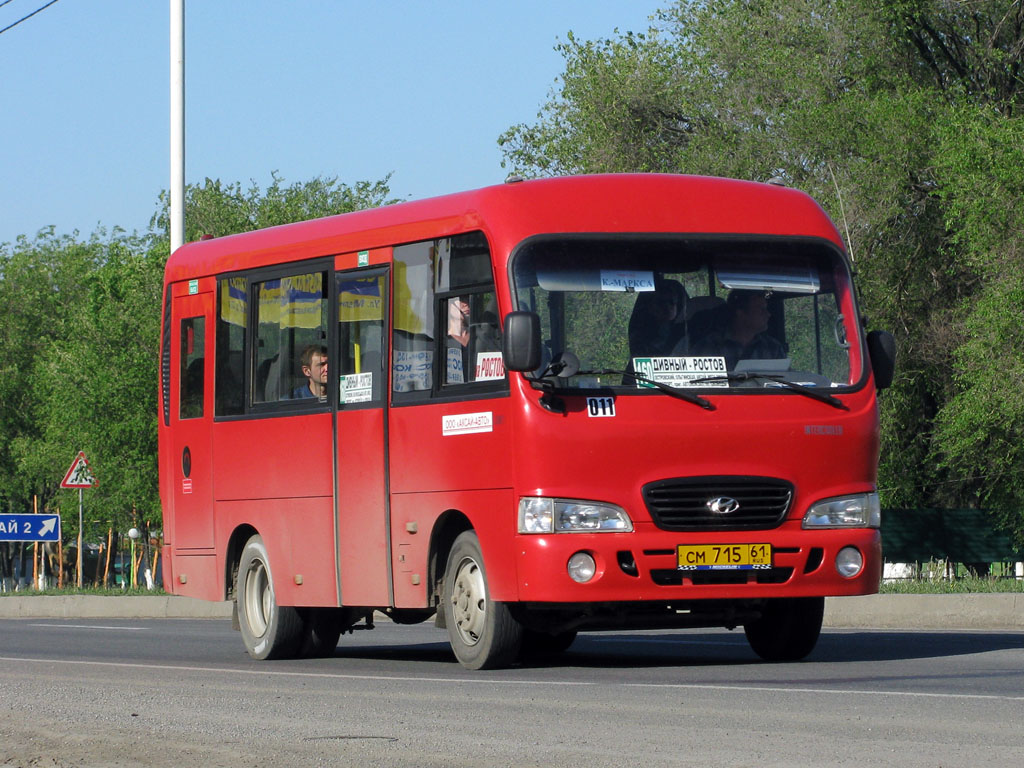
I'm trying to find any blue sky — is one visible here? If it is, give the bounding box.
[0,1,664,246]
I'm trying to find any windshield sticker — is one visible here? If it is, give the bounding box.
[632,356,729,388]
[443,411,493,436]
[474,351,505,381]
[600,270,655,292]
[447,346,465,384]
[393,349,432,392]
[340,372,373,404]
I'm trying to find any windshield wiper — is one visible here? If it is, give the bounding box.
[576,368,716,411]
[688,371,848,410]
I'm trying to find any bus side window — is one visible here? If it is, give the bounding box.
[338,271,386,405]
[216,277,246,417]
[179,316,204,419]
[253,271,329,403]
[392,231,501,396]
[445,292,502,384]
[392,241,435,394]
[437,232,501,386]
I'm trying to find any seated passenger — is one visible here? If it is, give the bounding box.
[292,344,328,400]
[628,278,688,358]
[691,290,786,369]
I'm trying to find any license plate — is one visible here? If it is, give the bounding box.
[677,543,772,571]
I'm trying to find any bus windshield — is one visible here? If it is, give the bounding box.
[510,236,860,391]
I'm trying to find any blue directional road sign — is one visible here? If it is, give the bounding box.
[0,514,61,542]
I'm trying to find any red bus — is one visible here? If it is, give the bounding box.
[159,174,895,669]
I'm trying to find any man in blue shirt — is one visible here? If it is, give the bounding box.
[292,344,328,400]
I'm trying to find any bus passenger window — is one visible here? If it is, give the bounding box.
[216,277,246,416]
[253,271,328,404]
[445,293,503,384]
[179,316,204,419]
[393,231,501,396]
[338,271,386,405]
[392,241,435,393]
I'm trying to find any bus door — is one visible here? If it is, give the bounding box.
[334,266,391,606]
[169,283,215,551]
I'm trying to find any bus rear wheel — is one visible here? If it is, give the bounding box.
[442,531,523,670]
[237,534,302,660]
[743,597,824,662]
[297,608,345,658]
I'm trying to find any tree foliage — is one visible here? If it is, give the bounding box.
[501,0,1024,544]
[151,172,399,242]
[0,174,396,545]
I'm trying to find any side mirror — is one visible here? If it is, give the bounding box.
[867,330,896,390]
[503,311,542,372]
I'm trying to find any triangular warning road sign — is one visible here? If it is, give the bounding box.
[60,451,97,488]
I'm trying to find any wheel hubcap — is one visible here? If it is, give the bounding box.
[243,558,271,637]
[450,556,486,646]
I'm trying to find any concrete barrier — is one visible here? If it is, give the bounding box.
[0,595,233,619]
[0,593,1022,629]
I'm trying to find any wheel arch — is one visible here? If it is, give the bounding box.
[225,524,259,602]
[427,509,473,609]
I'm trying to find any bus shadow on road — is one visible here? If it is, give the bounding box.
[811,629,1023,663]
[554,629,1024,668]
[322,629,1022,669]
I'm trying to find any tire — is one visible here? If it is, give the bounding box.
[743,597,824,662]
[521,629,577,659]
[297,608,345,658]
[442,530,523,670]
[236,534,303,660]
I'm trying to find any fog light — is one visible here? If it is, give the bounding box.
[567,552,596,583]
[835,546,864,578]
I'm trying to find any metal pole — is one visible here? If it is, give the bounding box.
[36,496,46,590]
[76,487,83,588]
[170,0,185,253]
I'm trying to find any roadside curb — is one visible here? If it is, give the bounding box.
[0,595,233,619]
[1,593,1022,629]
[824,593,1024,630]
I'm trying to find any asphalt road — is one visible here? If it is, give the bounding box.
[1,618,1022,767]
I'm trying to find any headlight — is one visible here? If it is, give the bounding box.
[802,492,881,529]
[518,497,633,533]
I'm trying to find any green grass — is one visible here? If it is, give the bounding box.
[0,586,168,597]
[881,577,1024,594]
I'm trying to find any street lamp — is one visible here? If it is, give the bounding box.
[127,527,141,589]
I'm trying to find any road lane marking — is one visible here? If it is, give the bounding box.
[625,681,1024,702]
[1,655,1022,701]
[0,656,593,686]
[28,624,147,631]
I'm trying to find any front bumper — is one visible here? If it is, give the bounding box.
[515,523,881,603]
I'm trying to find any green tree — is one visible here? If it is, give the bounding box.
[931,106,1024,542]
[0,230,102,510]
[151,172,400,242]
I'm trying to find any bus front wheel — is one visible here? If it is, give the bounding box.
[442,531,523,670]
[743,597,824,662]
[237,534,303,660]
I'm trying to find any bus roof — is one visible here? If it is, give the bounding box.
[164,174,844,283]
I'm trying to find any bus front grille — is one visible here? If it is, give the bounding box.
[642,476,793,531]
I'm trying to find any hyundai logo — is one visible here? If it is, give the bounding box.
[707,496,740,514]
